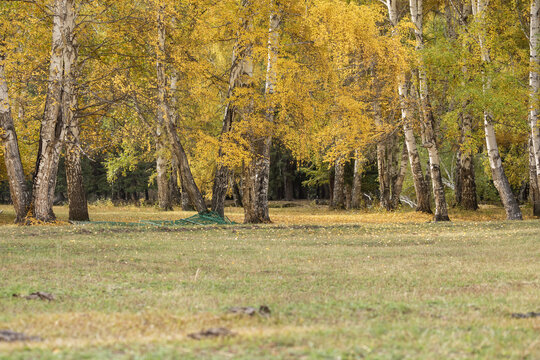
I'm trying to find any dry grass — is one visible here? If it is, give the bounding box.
[0,204,539,359]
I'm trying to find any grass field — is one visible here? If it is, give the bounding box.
[0,204,539,359]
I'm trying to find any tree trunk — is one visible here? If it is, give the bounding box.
[0,59,30,223]
[390,141,409,209]
[157,7,207,214]
[242,153,270,223]
[374,99,392,210]
[351,152,362,209]
[155,8,173,212]
[31,0,72,222]
[483,114,522,219]
[373,73,407,211]
[529,137,540,216]
[332,158,346,209]
[472,0,522,220]
[63,3,87,222]
[169,156,181,206]
[64,95,89,222]
[284,167,294,201]
[65,131,88,221]
[401,82,432,213]
[529,0,540,217]
[232,176,243,207]
[410,0,450,221]
[156,144,172,211]
[457,112,478,210]
[181,182,194,211]
[211,106,232,217]
[385,0,431,214]
[242,0,280,224]
[211,0,254,217]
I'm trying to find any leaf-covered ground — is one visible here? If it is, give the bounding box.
[0,205,539,359]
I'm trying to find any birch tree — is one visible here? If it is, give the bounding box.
[0,56,29,222]
[211,0,254,218]
[63,0,88,221]
[156,3,207,214]
[383,0,432,214]
[471,0,522,220]
[529,0,540,216]
[409,0,450,221]
[30,0,72,222]
[155,5,172,211]
[242,0,281,223]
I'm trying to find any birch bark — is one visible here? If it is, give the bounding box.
[156,7,172,211]
[529,136,540,216]
[0,58,30,222]
[385,0,431,214]
[529,0,540,216]
[472,0,522,220]
[211,0,253,217]
[63,0,88,222]
[157,7,207,213]
[31,0,69,222]
[409,0,450,221]
[242,0,280,223]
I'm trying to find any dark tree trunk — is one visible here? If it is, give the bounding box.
[232,176,243,207]
[181,182,194,211]
[456,113,478,210]
[351,154,362,209]
[345,184,352,210]
[328,176,334,206]
[283,159,294,201]
[391,141,409,209]
[169,157,181,206]
[332,159,345,209]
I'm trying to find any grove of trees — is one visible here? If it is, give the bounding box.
[1,0,539,224]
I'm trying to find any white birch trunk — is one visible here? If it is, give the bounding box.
[211,0,254,217]
[156,6,172,211]
[31,0,69,222]
[0,59,30,222]
[472,0,522,220]
[246,0,281,222]
[529,0,540,213]
[410,0,450,221]
[385,0,431,214]
[157,6,207,213]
